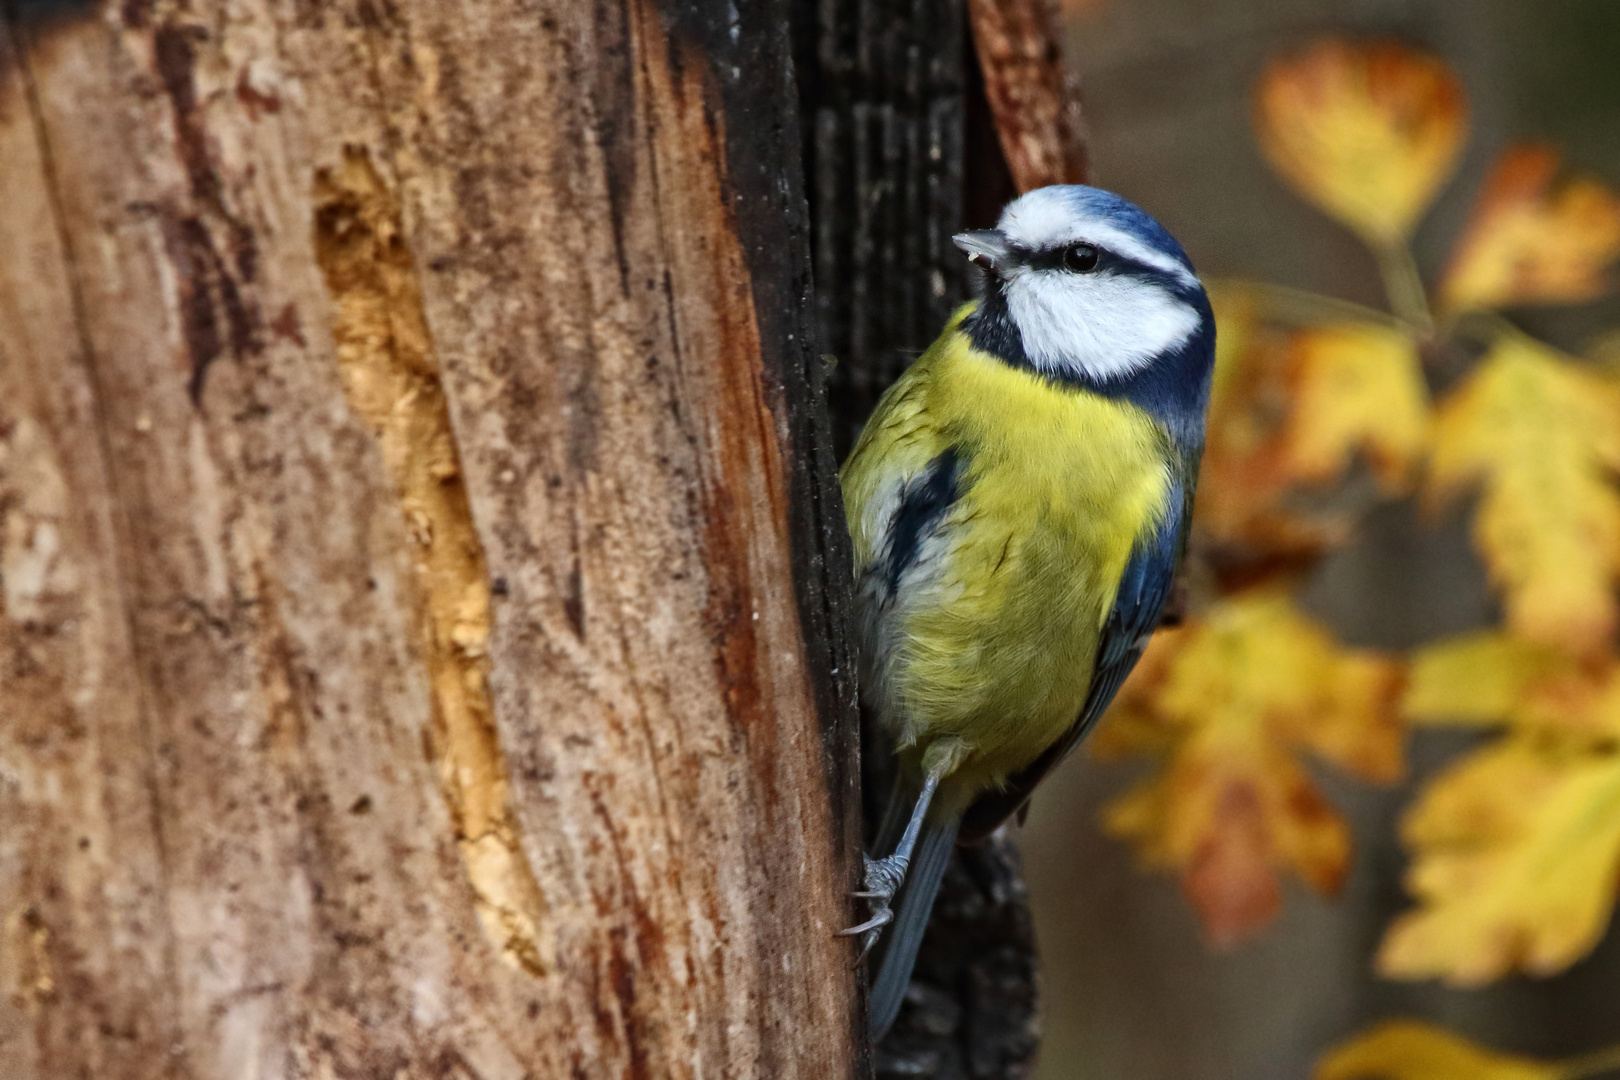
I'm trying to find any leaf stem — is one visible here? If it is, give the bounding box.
[1372,240,1435,335]
[1563,1043,1620,1079]
[1211,278,1411,331]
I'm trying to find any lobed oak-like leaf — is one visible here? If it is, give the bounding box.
[1440,145,1620,313]
[1377,736,1620,984]
[1197,288,1321,558]
[1428,338,1620,656]
[1198,289,1356,564]
[1402,631,1578,728]
[1315,1020,1565,1080]
[1382,631,1620,983]
[1403,630,1620,739]
[1097,591,1404,945]
[1254,39,1467,245]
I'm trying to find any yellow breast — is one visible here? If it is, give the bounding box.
[843,321,1172,798]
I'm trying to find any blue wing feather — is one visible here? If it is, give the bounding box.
[957,475,1189,842]
[878,449,962,599]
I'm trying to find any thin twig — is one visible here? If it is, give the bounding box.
[1371,239,1435,335]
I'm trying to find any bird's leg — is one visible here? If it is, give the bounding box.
[838,769,941,958]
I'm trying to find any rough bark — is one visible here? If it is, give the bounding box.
[793,0,975,461]
[0,0,862,1077]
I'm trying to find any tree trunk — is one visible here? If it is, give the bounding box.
[0,0,863,1076]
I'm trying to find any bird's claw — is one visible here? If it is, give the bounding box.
[838,851,910,960]
[836,906,893,961]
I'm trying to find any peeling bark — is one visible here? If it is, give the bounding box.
[967,0,1088,193]
[0,0,1088,1069]
[0,0,860,1077]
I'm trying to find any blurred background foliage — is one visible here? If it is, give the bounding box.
[1020,2,1620,1078]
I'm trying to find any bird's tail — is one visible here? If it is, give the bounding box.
[868,812,960,1041]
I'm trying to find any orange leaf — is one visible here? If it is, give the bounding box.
[1087,630,1182,760]
[1284,324,1430,491]
[1196,287,1351,565]
[1440,145,1620,313]
[1428,338,1620,656]
[1254,39,1467,244]
[1316,1020,1565,1080]
[1196,289,1428,571]
[1097,591,1404,944]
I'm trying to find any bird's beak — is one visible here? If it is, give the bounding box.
[952,230,1012,274]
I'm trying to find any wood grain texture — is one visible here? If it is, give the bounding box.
[0,0,862,1076]
[967,0,1088,192]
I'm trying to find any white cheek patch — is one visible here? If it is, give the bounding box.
[1004,269,1200,381]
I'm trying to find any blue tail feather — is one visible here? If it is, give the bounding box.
[868,815,960,1040]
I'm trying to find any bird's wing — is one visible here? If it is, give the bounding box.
[956,472,1191,843]
[842,344,975,623]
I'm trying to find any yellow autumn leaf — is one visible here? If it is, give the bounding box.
[1429,337,1620,656]
[1377,735,1620,984]
[1254,39,1467,244]
[1440,145,1620,313]
[1198,290,1306,555]
[1284,324,1430,490]
[1403,630,1620,742]
[1402,631,1577,727]
[1097,590,1404,944]
[1519,662,1620,741]
[1390,631,1620,983]
[1316,1020,1565,1080]
[1088,628,1182,761]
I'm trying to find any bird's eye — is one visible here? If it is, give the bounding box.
[1063,243,1100,273]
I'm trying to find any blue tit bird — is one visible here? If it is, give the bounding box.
[836,184,1216,1040]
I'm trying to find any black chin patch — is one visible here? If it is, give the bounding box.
[962,288,1029,370]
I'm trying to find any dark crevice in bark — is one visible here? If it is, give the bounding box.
[793,1,1043,1076]
[792,0,973,462]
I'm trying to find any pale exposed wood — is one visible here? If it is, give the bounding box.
[0,0,861,1077]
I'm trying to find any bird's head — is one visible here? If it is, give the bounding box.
[954,185,1214,403]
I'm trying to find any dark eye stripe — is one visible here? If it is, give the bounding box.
[1022,243,1121,274]
[1020,243,1186,289]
